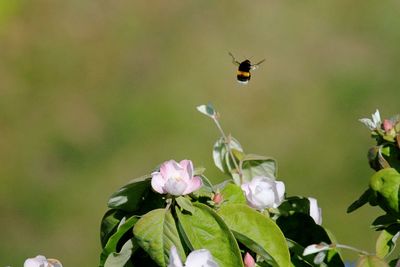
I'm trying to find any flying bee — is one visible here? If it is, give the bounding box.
[229,52,265,84]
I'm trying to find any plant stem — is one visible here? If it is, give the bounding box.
[212,114,243,184]
[335,244,369,256]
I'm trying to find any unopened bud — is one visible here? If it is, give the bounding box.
[383,119,394,133]
[243,252,255,267]
[213,192,223,204]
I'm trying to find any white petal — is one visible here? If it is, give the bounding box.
[185,249,219,267]
[303,243,330,256]
[359,118,376,130]
[308,197,322,225]
[24,255,48,267]
[168,246,184,267]
[372,109,381,125]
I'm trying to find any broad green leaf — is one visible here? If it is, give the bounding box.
[197,103,216,118]
[356,255,389,267]
[372,214,400,230]
[370,168,400,214]
[176,196,194,214]
[104,239,137,267]
[220,183,246,205]
[347,188,375,213]
[100,209,127,248]
[240,154,277,183]
[176,203,243,267]
[279,196,310,216]
[376,226,400,259]
[133,209,185,267]
[108,176,151,212]
[277,213,344,266]
[100,216,139,266]
[218,204,290,267]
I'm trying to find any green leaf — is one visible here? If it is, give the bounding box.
[100,209,127,248]
[108,176,152,212]
[100,216,139,266]
[239,154,277,183]
[176,202,244,267]
[104,239,137,267]
[218,204,290,267]
[197,103,216,118]
[376,226,400,259]
[176,196,194,214]
[347,188,375,213]
[372,214,400,230]
[279,196,310,216]
[369,168,400,214]
[220,183,246,205]
[133,209,185,267]
[213,137,243,176]
[276,213,344,266]
[356,255,389,267]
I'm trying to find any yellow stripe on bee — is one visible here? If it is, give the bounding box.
[237,71,250,77]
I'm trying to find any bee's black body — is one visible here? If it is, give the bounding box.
[237,60,252,83]
[229,52,265,84]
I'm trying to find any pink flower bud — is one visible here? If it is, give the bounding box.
[213,192,223,204]
[383,119,394,132]
[243,252,255,267]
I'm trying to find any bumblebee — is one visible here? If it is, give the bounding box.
[229,52,265,84]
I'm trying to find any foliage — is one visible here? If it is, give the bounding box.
[99,106,400,266]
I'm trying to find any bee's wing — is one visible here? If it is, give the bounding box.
[228,52,240,66]
[251,58,266,70]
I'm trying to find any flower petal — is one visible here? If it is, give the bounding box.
[308,197,322,225]
[24,255,48,267]
[168,246,184,267]
[183,176,202,195]
[165,178,188,196]
[185,249,219,267]
[151,172,167,194]
[179,159,194,180]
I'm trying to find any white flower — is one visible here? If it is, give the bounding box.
[151,160,202,196]
[168,246,219,267]
[308,197,322,225]
[241,176,285,210]
[359,109,381,130]
[24,255,62,267]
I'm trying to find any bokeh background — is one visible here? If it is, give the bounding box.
[1,1,400,266]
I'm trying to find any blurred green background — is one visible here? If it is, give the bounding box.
[1,1,400,266]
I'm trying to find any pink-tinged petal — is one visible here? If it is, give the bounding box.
[168,246,184,267]
[160,160,181,178]
[151,172,167,194]
[244,252,255,267]
[183,176,202,195]
[165,178,188,196]
[179,159,194,179]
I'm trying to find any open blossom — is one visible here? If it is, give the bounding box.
[168,246,219,267]
[151,160,202,196]
[241,176,285,210]
[24,255,62,267]
[308,197,322,225]
[359,109,381,130]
